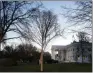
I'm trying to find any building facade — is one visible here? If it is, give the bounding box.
[51,41,92,63]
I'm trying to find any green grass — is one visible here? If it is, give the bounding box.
[0,63,92,72]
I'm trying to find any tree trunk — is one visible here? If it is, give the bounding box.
[81,41,83,63]
[39,49,43,71]
[41,49,43,71]
[82,50,83,63]
[0,43,1,51]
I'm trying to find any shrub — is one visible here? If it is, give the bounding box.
[0,58,18,66]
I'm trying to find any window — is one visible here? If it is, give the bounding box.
[88,48,91,51]
[86,56,87,58]
[68,49,69,51]
[78,55,79,57]
[83,56,86,60]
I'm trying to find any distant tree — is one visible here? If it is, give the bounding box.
[0,51,4,58]
[88,54,92,63]
[43,52,51,63]
[16,44,30,62]
[76,32,91,63]
[1,43,41,65]
[15,43,40,63]
[3,45,13,57]
[74,47,78,62]
[31,50,40,63]
[77,32,90,42]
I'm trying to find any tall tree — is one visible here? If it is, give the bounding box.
[23,10,62,71]
[61,1,92,36]
[0,1,42,50]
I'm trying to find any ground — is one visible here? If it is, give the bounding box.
[0,63,92,72]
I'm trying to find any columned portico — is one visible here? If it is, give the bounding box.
[51,42,92,63]
[51,45,67,61]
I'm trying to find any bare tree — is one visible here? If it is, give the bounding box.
[77,32,90,42]
[61,1,92,38]
[61,1,92,28]
[23,10,62,71]
[76,32,90,63]
[0,1,42,50]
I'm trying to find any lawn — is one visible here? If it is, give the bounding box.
[0,63,92,72]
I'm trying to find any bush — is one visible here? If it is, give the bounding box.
[0,58,18,66]
[45,59,58,64]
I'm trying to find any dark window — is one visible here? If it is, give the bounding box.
[88,48,91,51]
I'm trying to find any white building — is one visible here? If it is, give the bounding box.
[51,41,92,63]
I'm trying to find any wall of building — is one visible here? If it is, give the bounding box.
[51,49,56,60]
[51,42,92,63]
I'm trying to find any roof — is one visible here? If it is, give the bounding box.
[51,41,92,51]
[51,45,67,51]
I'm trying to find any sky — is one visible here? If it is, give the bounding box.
[6,1,89,53]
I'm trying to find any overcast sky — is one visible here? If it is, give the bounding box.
[6,1,91,53]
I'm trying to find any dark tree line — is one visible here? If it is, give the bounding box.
[0,43,54,66]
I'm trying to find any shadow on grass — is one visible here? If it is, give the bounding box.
[0,63,92,72]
